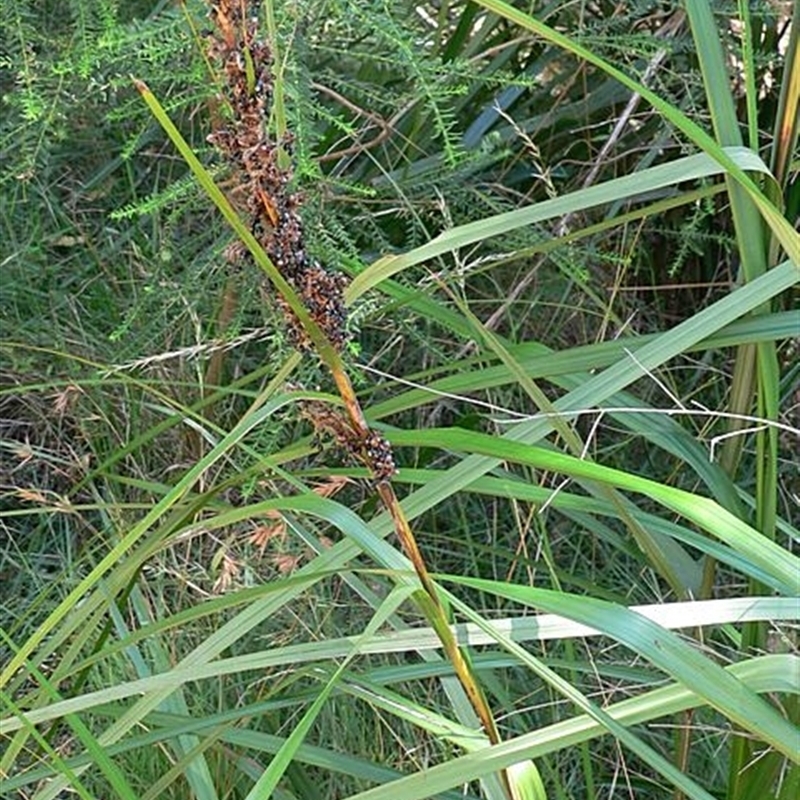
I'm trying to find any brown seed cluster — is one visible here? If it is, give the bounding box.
[206,1,349,351]
[360,429,398,484]
[299,399,397,484]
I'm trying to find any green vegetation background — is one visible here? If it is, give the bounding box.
[1,1,798,799]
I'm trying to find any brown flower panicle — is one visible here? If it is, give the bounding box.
[206,1,349,352]
[299,399,397,484]
[207,2,394,484]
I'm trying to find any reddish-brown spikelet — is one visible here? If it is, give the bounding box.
[205,0,349,352]
[299,399,397,484]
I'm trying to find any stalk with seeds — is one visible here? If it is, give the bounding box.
[137,0,519,796]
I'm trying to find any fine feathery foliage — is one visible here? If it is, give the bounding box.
[1,1,798,800]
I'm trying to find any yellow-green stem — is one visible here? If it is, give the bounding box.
[135,45,510,797]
